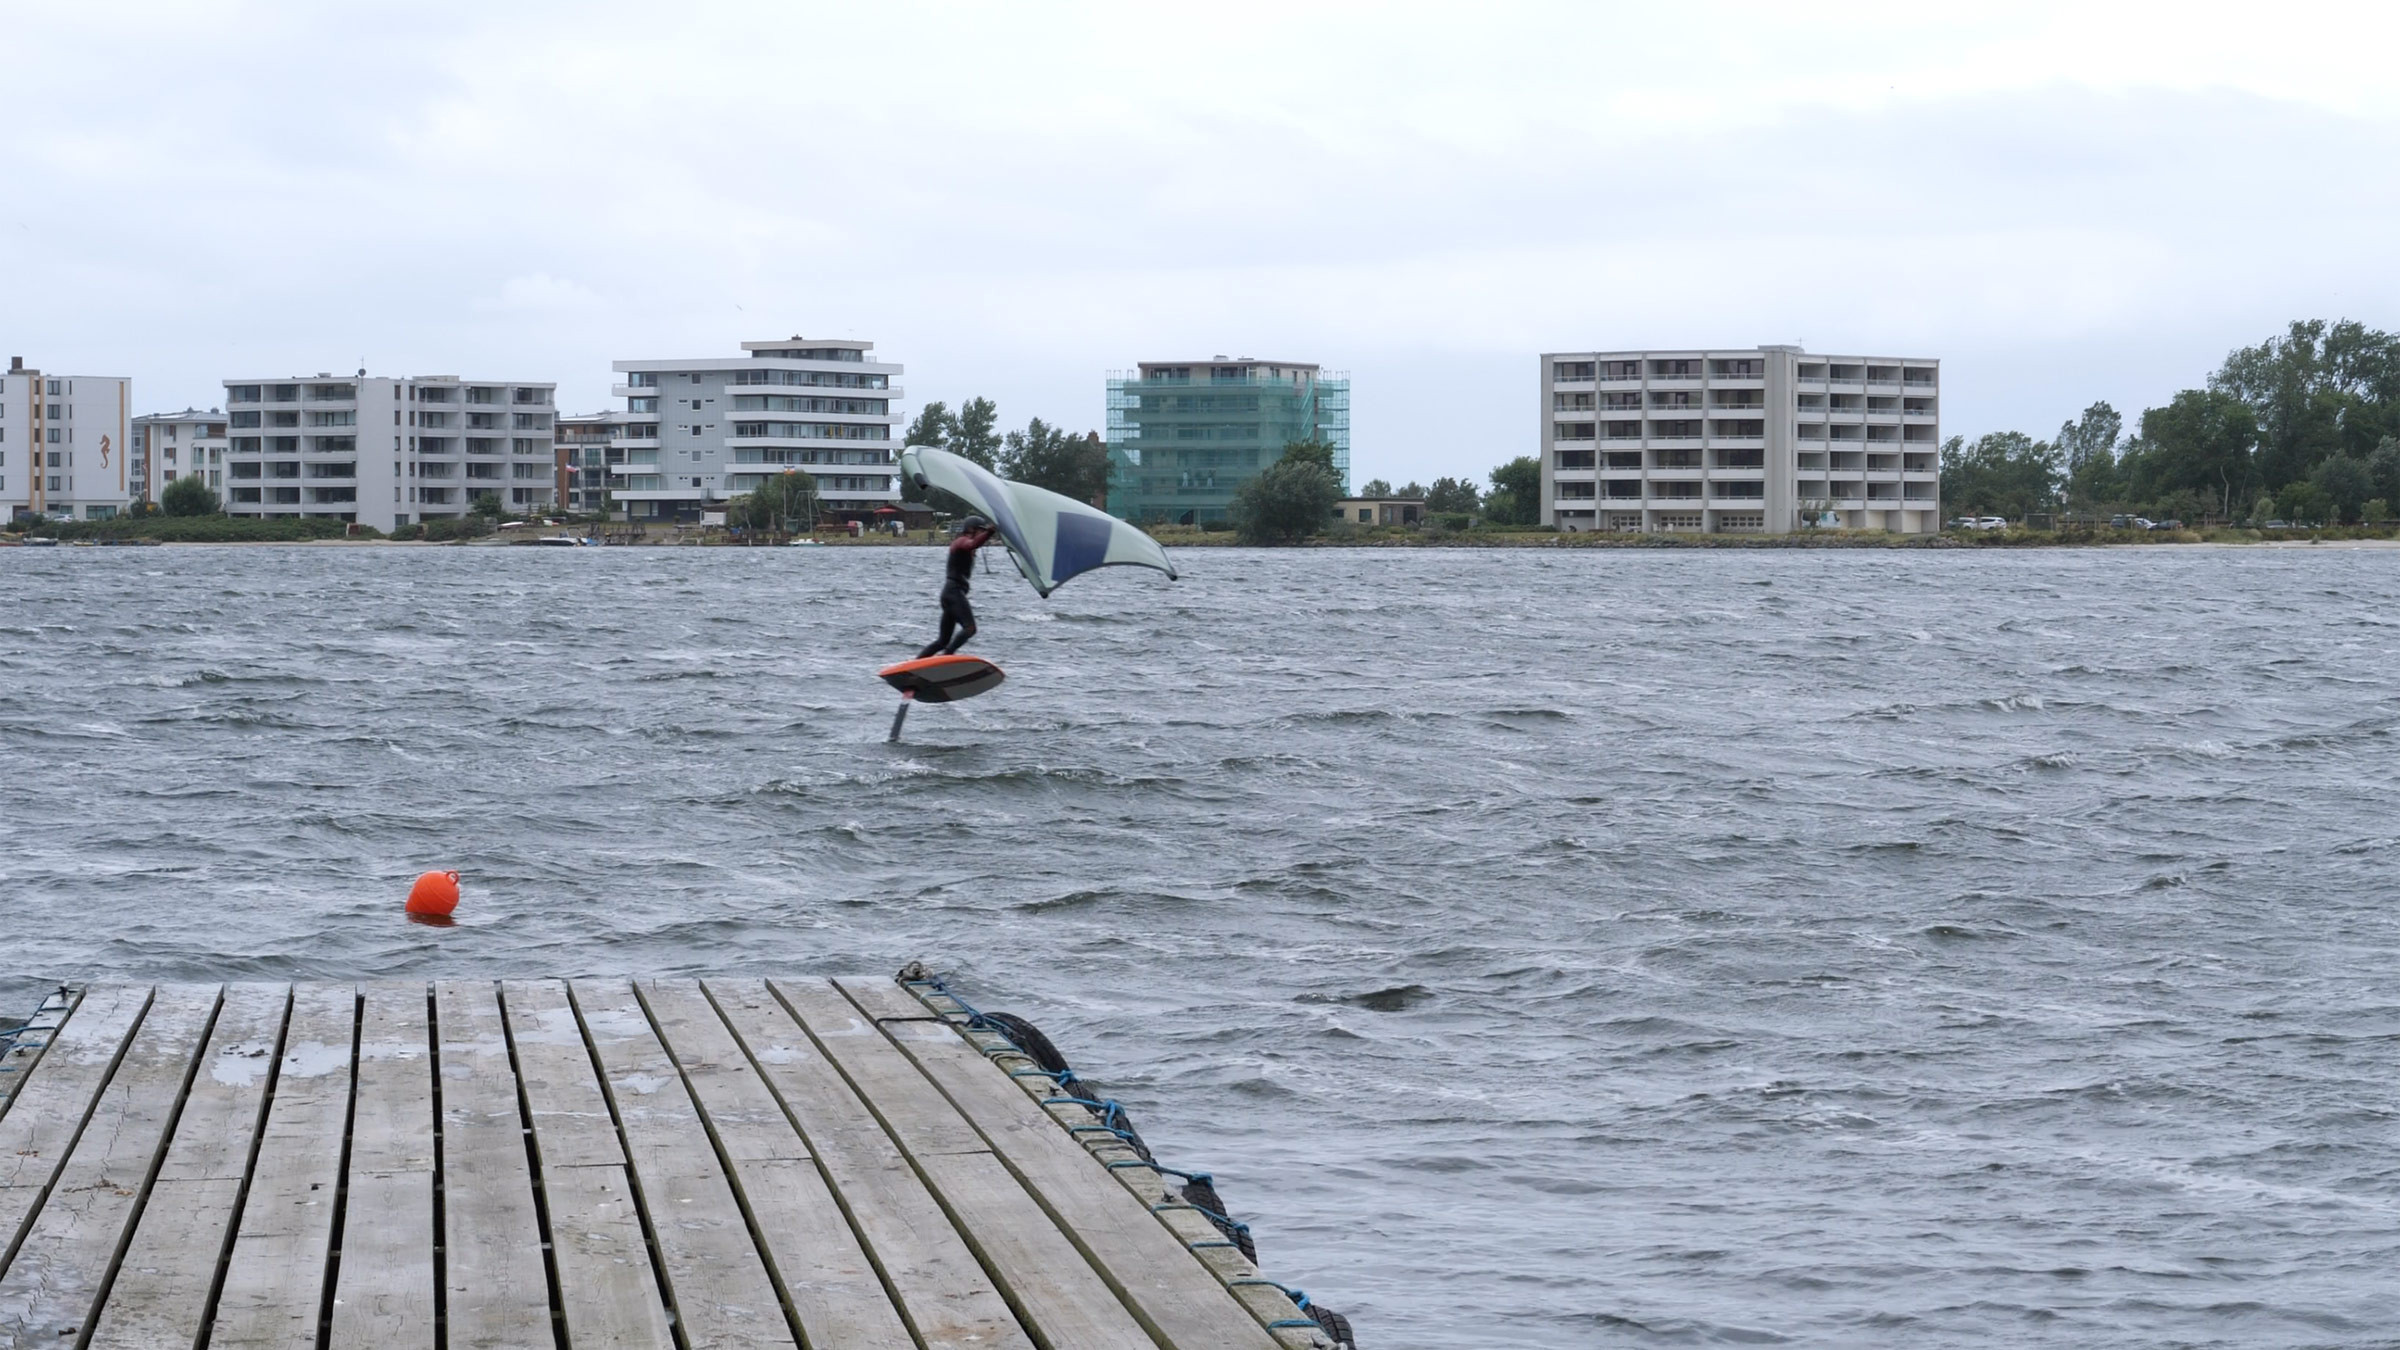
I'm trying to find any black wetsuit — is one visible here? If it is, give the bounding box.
[916,533,987,658]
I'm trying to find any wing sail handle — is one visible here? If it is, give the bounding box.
[898,445,1178,598]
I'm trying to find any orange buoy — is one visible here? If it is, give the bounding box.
[406,870,461,917]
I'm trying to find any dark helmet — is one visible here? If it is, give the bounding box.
[960,515,991,533]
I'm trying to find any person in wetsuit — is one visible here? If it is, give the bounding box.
[916,515,998,658]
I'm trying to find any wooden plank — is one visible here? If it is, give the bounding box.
[572,978,795,1350]
[0,985,151,1266]
[542,1166,674,1350]
[86,984,291,1350]
[638,980,913,1350]
[433,980,550,1350]
[838,978,1286,1350]
[903,985,1320,1345]
[212,982,357,1350]
[708,978,1032,1350]
[328,981,435,1348]
[0,984,220,1349]
[773,978,1155,1350]
[501,981,672,1350]
[0,987,80,1122]
[502,980,623,1169]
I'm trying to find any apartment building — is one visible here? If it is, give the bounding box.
[1539,347,1940,534]
[131,409,229,504]
[1106,358,1350,525]
[1,357,133,521]
[608,338,903,523]
[220,372,558,532]
[554,411,618,516]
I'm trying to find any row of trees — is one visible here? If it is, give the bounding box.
[1943,319,2400,525]
[1229,446,1551,542]
[904,398,1110,504]
[1353,457,1544,525]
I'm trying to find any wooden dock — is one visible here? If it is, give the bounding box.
[0,974,1345,1349]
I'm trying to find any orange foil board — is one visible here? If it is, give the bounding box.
[878,654,1005,703]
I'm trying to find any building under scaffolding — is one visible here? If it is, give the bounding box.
[1106,358,1349,525]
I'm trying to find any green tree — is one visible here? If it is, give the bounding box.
[903,401,954,449]
[159,475,219,517]
[2276,480,2332,525]
[2251,494,2277,524]
[2057,401,2123,471]
[2367,436,2400,505]
[470,491,505,518]
[998,419,1109,503]
[1359,477,1393,498]
[1230,444,1342,543]
[952,397,1001,469]
[2308,453,2376,524]
[1424,476,1481,514]
[1939,431,2060,519]
[1398,480,1427,499]
[1486,456,1541,525]
[1276,438,1341,477]
[2363,498,2391,524]
[734,470,820,532]
[2210,319,2400,489]
[2132,389,2256,519]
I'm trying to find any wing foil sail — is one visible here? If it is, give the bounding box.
[898,445,1178,598]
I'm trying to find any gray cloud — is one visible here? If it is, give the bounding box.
[6,3,2397,482]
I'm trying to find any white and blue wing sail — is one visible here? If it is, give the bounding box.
[898,445,1178,598]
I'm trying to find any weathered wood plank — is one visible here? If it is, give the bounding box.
[542,1166,674,1350]
[0,987,81,1123]
[774,979,1154,1350]
[0,984,220,1350]
[433,980,549,1350]
[501,980,622,1169]
[640,979,913,1350]
[0,985,151,1267]
[85,984,290,1350]
[500,981,672,1349]
[573,978,795,1350]
[709,978,1032,1350]
[841,978,1285,1350]
[328,982,435,1349]
[906,984,1323,1344]
[212,982,357,1350]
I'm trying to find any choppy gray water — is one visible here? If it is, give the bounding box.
[4,544,2398,1347]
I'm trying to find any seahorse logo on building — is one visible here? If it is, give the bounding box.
[99,435,112,469]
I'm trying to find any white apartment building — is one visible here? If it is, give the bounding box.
[609,337,902,523]
[1540,346,1941,535]
[1,357,133,521]
[131,409,229,504]
[220,372,557,532]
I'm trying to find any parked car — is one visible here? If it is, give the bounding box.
[2261,519,2291,529]
[2147,519,2183,531]
[2109,514,2135,528]
[1974,516,2007,530]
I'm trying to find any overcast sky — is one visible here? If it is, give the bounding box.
[9,1,2399,485]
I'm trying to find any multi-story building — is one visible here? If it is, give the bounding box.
[1105,358,1349,525]
[554,411,617,516]
[608,337,903,524]
[1,357,132,521]
[220,372,557,532]
[1539,346,1940,534]
[130,409,230,504]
